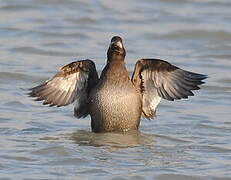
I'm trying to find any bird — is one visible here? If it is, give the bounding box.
[29,36,207,133]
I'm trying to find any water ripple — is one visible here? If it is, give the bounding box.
[10,46,80,57]
[162,30,231,40]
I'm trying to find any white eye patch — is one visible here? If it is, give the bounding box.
[110,40,123,49]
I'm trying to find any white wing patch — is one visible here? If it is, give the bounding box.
[141,70,162,118]
[74,72,89,111]
[150,94,161,112]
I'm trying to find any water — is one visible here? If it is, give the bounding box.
[0,0,231,179]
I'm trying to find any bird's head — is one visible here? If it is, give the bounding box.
[107,36,126,62]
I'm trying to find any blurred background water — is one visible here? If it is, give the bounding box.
[0,0,231,180]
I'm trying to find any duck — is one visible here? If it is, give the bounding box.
[29,36,207,133]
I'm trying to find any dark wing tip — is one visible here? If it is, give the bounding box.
[184,71,208,80]
[183,71,207,87]
[28,83,59,106]
[28,88,40,98]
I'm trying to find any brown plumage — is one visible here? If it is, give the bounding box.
[29,36,207,132]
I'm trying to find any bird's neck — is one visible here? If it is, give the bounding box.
[107,54,125,63]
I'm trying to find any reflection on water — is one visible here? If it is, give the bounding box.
[70,130,155,149]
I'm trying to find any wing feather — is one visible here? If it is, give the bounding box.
[132,59,207,119]
[29,59,99,118]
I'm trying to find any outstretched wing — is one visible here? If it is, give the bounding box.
[29,59,99,118]
[131,59,207,119]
